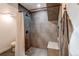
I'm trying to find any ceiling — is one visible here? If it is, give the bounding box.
[21,3,46,11]
[20,3,60,22]
[21,3,61,12]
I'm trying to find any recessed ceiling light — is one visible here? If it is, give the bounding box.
[37,4,41,8]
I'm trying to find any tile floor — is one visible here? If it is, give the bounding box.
[25,47,47,56]
[0,47,47,56]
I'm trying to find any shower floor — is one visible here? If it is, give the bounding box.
[25,47,47,56]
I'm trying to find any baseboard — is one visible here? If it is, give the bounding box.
[0,46,11,54]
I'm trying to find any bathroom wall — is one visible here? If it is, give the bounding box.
[0,3,17,53]
[31,10,58,48]
[23,12,32,51]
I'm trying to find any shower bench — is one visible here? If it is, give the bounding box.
[47,41,59,56]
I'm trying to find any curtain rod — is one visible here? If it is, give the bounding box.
[31,4,61,12]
